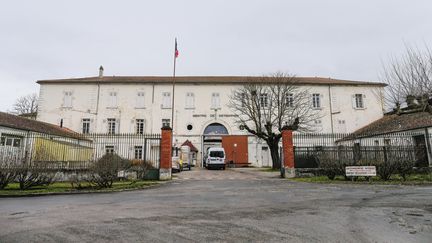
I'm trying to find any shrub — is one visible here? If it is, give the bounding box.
[89,154,131,188]
[396,158,415,181]
[132,160,157,180]
[317,154,353,180]
[358,155,415,181]
[0,167,16,189]
[14,165,56,190]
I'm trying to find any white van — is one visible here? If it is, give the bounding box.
[206,147,226,170]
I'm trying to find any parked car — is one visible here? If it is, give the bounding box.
[172,156,182,173]
[206,147,226,170]
[180,145,192,171]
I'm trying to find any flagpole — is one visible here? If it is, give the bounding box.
[171,38,177,137]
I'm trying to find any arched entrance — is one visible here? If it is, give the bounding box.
[201,123,229,166]
[203,123,229,135]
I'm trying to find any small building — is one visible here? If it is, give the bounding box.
[0,112,92,166]
[339,111,432,167]
[180,139,198,165]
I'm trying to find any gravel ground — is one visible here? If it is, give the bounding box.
[0,168,431,242]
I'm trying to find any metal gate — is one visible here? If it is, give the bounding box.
[143,137,161,169]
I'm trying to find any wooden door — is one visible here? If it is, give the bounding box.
[222,135,248,166]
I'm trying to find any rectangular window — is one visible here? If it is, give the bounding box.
[108,91,118,108]
[136,119,145,134]
[355,94,364,109]
[286,93,294,108]
[185,92,195,109]
[134,146,143,160]
[105,146,115,154]
[1,136,22,147]
[162,92,171,108]
[259,93,269,108]
[337,119,346,133]
[211,93,220,109]
[63,91,73,108]
[82,118,90,134]
[136,92,145,108]
[312,94,321,108]
[162,119,171,128]
[107,118,116,134]
[13,139,21,147]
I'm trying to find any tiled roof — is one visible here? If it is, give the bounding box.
[0,112,84,139]
[37,76,386,86]
[344,111,432,139]
[181,140,198,152]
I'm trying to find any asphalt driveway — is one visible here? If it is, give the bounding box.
[0,168,431,242]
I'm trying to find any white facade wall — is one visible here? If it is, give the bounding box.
[37,81,385,166]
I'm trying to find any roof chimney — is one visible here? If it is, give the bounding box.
[406,95,418,108]
[99,65,104,78]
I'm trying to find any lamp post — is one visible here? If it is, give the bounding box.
[233,143,237,168]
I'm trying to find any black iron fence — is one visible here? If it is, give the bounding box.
[0,133,161,170]
[293,132,431,168]
[294,145,422,168]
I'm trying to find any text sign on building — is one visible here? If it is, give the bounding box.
[345,166,376,177]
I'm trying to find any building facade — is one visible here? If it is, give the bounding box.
[36,72,386,167]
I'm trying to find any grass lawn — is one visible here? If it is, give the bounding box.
[260,167,280,172]
[0,180,159,197]
[288,173,432,185]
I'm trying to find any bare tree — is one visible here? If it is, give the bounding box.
[229,72,321,169]
[381,45,432,113]
[11,93,38,115]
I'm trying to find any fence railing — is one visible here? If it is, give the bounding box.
[293,131,431,168]
[0,133,161,169]
[293,132,432,147]
[294,145,424,168]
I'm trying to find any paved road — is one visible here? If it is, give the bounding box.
[0,168,431,243]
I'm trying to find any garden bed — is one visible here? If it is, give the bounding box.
[0,180,159,197]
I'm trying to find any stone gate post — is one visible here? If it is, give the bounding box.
[281,129,295,178]
[159,126,172,180]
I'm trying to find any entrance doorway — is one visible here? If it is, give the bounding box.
[202,123,229,166]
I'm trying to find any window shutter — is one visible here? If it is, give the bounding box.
[363,94,366,108]
[136,92,145,108]
[116,119,120,134]
[320,94,324,108]
[331,95,340,113]
[351,95,356,108]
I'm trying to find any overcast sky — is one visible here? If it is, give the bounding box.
[1,0,431,112]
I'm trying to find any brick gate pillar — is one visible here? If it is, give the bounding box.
[281,129,295,178]
[159,126,172,180]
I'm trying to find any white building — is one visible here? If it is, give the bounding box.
[36,69,386,167]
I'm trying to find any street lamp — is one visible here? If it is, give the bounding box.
[233,143,237,168]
